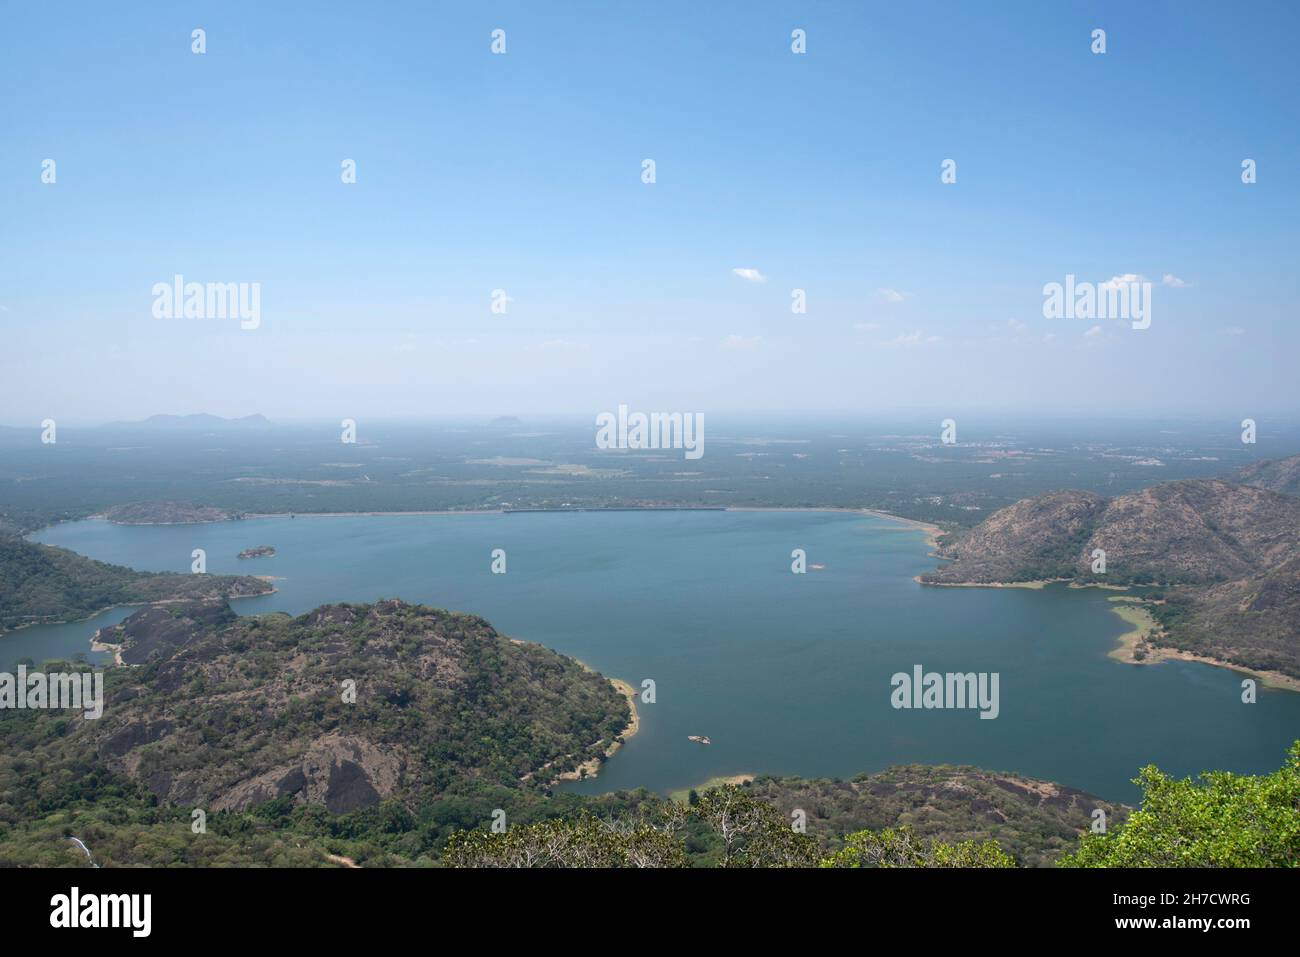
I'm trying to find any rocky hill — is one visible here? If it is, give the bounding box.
[1236,452,1300,497]
[921,479,1300,676]
[924,480,1300,586]
[66,599,632,812]
[0,533,271,633]
[922,489,1108,584]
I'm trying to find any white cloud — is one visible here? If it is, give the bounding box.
[853,321,880,332]
[1084,325,1103,338]
[732,267,767,283]
[721,334,764,351]
[1161,273,1190,288]
[877,287,909,303]
[535,339,591,353]
[1100,273,1146,290]
[882,330,940,347]
[988,318,1033,344]
[1224,325,1245,337]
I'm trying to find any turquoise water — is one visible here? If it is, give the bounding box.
[16,511,1300,803]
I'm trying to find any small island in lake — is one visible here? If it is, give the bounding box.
[237,545,277,559]
[688,735,712,745]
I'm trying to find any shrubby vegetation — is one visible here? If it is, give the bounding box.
[1061,742,1300,867]
[0,533,270,632]
[821,826,1014,868]
[742,765,1126,867]
[4,601,632,813]
[439,744,1300,868]
[446,787,825,868]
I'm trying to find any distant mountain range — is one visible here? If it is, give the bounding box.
[105,413,274,431]
[923,455,1300,679]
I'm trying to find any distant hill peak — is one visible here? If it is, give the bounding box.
[1236,453,1300,497]
[109,413,273,430]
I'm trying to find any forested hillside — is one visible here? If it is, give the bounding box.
[0,533,271,633]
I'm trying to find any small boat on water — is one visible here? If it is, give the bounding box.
[687,735,712,745]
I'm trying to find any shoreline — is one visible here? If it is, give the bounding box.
[916,579,1300,694]
[241,509,504,519]
[0,586,277,650]
[915,577,1061,589]
[512,648,641,785]
[669,773,756,803]
[726,506,945,549]
[88,631,126,667]
[83,587,280,668]
[555,676,641,782]
[57,503,947,530]
[1105,598,1300,693]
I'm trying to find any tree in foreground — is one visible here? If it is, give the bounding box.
[442,786,822,868]
[820,825,1015,868]
[442,814,688,868]
[1061,740,1300,867]
[691,785,820,867]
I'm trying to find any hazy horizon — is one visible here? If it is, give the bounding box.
[7,407,1300,432]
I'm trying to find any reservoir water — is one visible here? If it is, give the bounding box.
[16,510,1300,803]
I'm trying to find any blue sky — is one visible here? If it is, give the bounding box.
[2,1,1297,423]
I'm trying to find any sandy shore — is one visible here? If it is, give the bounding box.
[507,653,640,785]
[727,506,945,550]
[858,509,944,551]
[670,773,756,803]
[915,577,1059,589]
[242,509,503,519]
[83,504,948,549]
[555,677,641,782]
[1105,598,1300,693]
[88,632,125,667]
[610,678,641,740]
